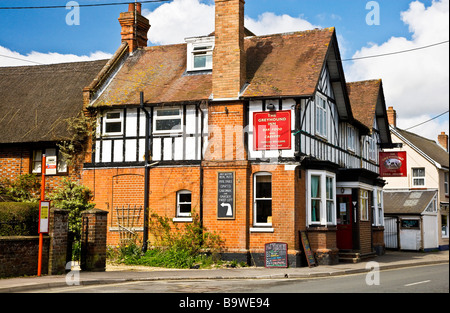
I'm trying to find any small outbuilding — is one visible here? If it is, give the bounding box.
[384,190,439,251]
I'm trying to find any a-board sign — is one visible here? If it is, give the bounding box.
[300,231,317,267]
[39,201,50,234]
[265,242,288,268]
[217,172,235,219]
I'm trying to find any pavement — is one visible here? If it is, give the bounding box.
[0,250,448,293]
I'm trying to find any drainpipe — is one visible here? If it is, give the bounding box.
[141,91,150,253]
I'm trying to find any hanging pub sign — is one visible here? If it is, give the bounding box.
[39,201,51,234]
[379,152,407,177]
[217,172,235,219]
[253,110,291,151]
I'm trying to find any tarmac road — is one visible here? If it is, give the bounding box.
[35,264,448,293]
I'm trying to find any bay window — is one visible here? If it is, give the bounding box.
[308,171,336,226]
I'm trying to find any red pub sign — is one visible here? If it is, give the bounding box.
[254,110,292,151]
[379,151,407,177]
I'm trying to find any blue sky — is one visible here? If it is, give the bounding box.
[0,0,448,140]
[0,0,429,57]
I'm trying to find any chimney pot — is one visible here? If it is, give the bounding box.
[119,2,150,53]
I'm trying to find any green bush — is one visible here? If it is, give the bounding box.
[109,212,225,269]
[0,202,39,236]
[0,174,40,203]
[49,179,95,242]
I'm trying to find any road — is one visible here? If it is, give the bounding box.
[36,264,448,294]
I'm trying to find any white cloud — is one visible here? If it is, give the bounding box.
[143,0,318,45]
[0,46,112,67]
[346,0,449,140]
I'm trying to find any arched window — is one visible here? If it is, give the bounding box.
[177,190,192,217]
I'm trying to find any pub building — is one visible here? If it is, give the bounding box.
[81,1,393,266]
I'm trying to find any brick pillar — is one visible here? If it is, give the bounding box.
[80,208,108,272]
[48,208,69,275]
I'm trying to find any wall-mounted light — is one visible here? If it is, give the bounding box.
[267,103,276,111]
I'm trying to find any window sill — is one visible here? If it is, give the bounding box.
[173,217,193,223]
[250,227,274,233]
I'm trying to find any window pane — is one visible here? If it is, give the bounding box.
[311,175,320,198]
[413,168,425,177]
[256,200,272,224]
[327,201,334,223]
[194,54,212,69]
[311,200,321,222]
[413,178,425,186]
[157,109,180,117]
[156,119,181,131]
[179,204,191,214]
[326,177,333,199]
[179,193,191,203]
[256,175,271,198]
[105,122,122,133]
[106,112,121,119]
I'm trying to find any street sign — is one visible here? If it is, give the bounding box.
[39,201,50,234]
[217,172,235,219]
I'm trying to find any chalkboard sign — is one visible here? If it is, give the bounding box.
[217,172,235,219]
[265,242,288,268]
[300,231,317,267]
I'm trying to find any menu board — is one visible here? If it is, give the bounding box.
[265,242,288,268]
[217,172,235,219]
[300,231,317,267]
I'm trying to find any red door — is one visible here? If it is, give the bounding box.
[337,195,353,250]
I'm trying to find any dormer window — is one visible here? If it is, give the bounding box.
[186,36,214,72]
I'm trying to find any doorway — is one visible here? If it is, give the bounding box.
[337,195,353,250]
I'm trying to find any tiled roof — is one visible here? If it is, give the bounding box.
[347,80,381,129]
[91,28,336,107]
[393,127,449,168]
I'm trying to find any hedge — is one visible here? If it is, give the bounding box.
[0,202,39,236]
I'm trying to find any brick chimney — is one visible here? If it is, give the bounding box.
[213,0,246,100]
[118,3,150,53]
[387,106,397,127]
[438,132,449,152]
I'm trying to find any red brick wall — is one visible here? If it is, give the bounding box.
[0,145,31,181]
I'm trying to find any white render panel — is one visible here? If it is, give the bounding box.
[185,137,196,160]
[186,105,196,134]
[114,140,124,163]
[126,109,138,137]
[95,141,101,163]
[102,140,112,163]
[153,138,161,161]
[174,137,183,160]
[125,139,137,162]
[164,138,172,161]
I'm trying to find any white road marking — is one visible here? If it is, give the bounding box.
[404,280,431,287]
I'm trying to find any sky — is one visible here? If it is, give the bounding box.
[0,0,448,142]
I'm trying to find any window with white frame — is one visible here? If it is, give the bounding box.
[153,107,182,134]
[308,171,336,226]
[103,111,123,136]
[368,136,377,161]
[347,125,356,151]
[442,214,448,238]
[445,172,449,196]
[315,95,327,138]
[186,38,214,72]
[254,173,272,227]
[31,148,68,175]
[412,168,426,187]
[176,190,192,217]
[377,189,383,226]
[425,196,437,213]
[360,189,369,221]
